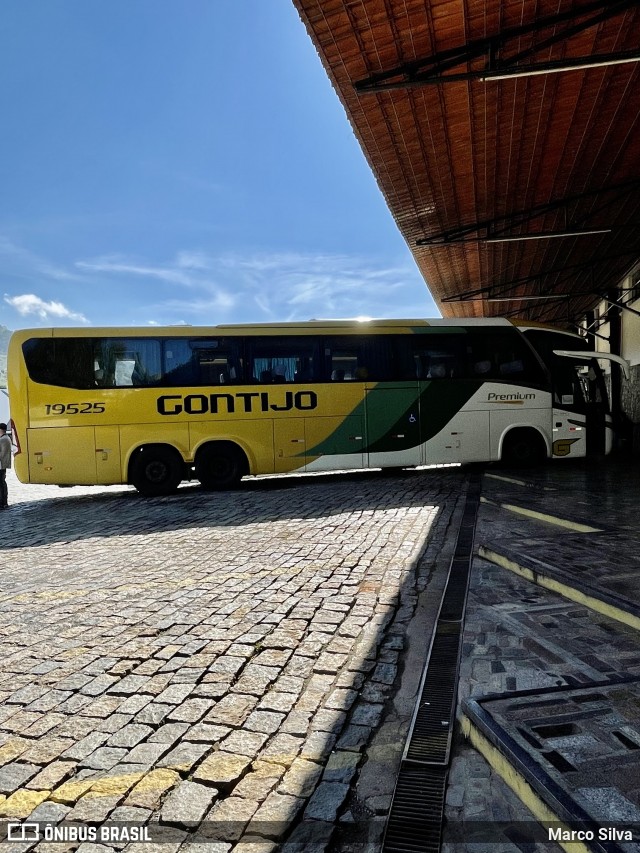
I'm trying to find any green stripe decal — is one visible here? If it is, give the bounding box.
[366,384,421,453]
[305,380,481,457]
[417,380,481,443]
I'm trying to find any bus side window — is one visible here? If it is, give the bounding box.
[163,338,241,386]
[325,338,363,381]
[472,359,492,377]
[196,349,237,385]
[23,338,95,389]
[410,334,466,380]
[468,329,546,384]
[95,339,161,387]
[249,338,319,384]
[323,336,391,382]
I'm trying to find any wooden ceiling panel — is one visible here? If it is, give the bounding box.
[293,0,640,325]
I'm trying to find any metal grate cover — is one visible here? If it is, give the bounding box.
[405,624,462,763]
[382,471,481,853]
[383,765,448,853]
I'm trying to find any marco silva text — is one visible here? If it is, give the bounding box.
[548,826,636,842]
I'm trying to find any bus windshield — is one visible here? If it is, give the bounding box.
[522,329,609,413]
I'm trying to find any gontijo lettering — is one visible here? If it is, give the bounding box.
[157,390,318,415]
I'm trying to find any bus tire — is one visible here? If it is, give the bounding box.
[195,442,247,490]
[501,428,546,468]
[130,446,184,496]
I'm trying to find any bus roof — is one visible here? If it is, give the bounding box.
[9,317,579,339]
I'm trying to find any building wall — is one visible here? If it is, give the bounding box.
[588,271,640,447]
[620,286,640,425]
[621,364,640,426]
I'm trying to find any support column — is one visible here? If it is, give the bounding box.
[585,310,596,350]
[607,289,623,433]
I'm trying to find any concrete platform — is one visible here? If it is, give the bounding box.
[448,457,640,852]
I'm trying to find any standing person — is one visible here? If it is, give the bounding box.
[0,423,11,509]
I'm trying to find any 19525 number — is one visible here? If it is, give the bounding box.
[45,403,106,415]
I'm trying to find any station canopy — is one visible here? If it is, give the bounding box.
[292,1,640,327]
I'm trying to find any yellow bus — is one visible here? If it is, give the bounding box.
[7,319,624,496]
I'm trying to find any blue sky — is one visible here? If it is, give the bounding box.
[0,1,438,330]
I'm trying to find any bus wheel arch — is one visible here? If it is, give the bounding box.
[195,440,249,490]
[500,427,548,468]
[129,444,185,496]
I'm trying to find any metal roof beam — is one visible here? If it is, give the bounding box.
[416,179,640,245]
[354,0,638,92]
[512,275,640,324]
[481,51,640,82]
[441,250,640,304]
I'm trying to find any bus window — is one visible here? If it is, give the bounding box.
[324,336,392,381]
[521,329,601,408]
[163,338,241,386]
[327,342,360,381]
[409,334,466,379]
[467,330,546,384]
[248,337,318,384]
[23,338,94,389]
[94,339,161,387]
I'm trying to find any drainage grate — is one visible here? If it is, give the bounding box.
[439,557,472,621]
[405,624,462,764]
[382,471,482,853]
[383,765,448,853]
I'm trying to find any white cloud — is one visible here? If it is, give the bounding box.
[176,251,211,270]
[4,293,88,323]
[161,292,237,316]
[74,248,438,324]
[0,236,84,283]
[76,257,194,287]
[216,251,431,319]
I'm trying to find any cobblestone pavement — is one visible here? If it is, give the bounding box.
[0,467,465,852]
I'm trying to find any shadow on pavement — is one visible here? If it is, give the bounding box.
[2,466,466,549]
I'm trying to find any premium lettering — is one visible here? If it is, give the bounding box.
[487,392,535,401]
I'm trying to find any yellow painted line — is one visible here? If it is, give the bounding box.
[48,768,180,808]
[485,473,529,486]
[0,738,30,764]
[484,473,557,491]
[0,789,49,819]
[479,546,640,632]
[87,771,145,798]
[461,715,589,853]
[479,497,601,533]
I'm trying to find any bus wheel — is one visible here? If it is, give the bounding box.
[130,447,183,496]
[196,442,246,490]
[501,429,546,468]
